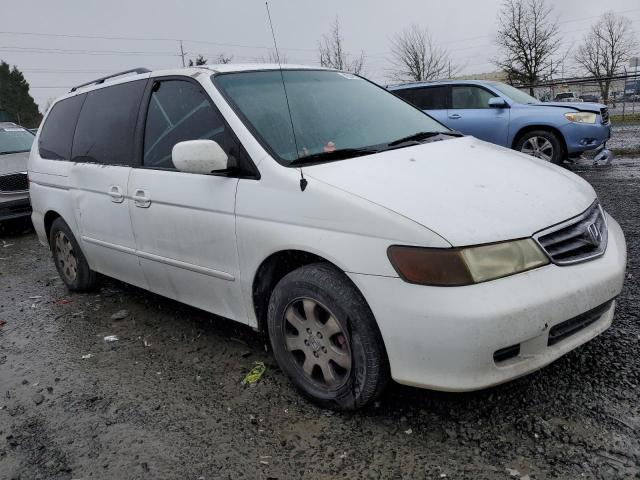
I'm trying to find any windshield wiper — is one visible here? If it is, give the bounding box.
[386,131,462,147]
[0,149,30,155]
[289,147,380,166]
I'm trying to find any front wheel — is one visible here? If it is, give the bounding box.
[515,130,563,164]
[267,263,388,410]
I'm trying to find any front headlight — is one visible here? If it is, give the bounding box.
[387,239,549,286]
[564,112,597,124]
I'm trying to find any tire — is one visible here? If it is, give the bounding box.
[515,130,564,164]
[267,263,389,410]
[49,218,98,291]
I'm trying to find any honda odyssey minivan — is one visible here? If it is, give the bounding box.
[29,65,627,409]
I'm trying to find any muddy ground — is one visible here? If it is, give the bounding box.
[1,158,639,480]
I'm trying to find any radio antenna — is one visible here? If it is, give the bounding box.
[265,2,307,190]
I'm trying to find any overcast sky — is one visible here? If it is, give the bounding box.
[2,0,639,111]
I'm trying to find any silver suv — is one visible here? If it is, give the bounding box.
[0,122,33,223]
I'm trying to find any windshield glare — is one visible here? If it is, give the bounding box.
[0,128,35,155]
[490,82,539,104]
[214,70,449,163]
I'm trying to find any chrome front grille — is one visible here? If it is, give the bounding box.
[600,107,609,124]
[534,201,608,265]
[0,172,28,193]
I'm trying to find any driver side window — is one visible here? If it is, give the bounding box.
[143,80,237,170]
[451,85,495,109]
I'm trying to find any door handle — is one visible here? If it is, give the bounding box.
[448,114,461,119]
[108,185,124,203]
[133,189,151,208]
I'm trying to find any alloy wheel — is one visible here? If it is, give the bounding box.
[283,297,352,389]
[521,136,554,161]
[54,231,78,283]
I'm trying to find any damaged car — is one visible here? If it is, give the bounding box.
[29,65,626,409]
[389,80,612,164]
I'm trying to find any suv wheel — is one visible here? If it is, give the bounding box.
[515,130,563,164]
[267,263,388,410]
[49,218,98,291]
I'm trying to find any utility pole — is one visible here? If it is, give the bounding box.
[179,40,186,67]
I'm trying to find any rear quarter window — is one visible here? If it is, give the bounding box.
[394,86,448,110]
[71,80,146,165]
[38,94,86,160]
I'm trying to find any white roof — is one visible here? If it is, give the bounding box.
[148,63,330,78]
[204,63,330,73]
[56,63,333,103]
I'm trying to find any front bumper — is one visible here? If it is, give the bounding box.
[348,214,627,391]
[560,120,611,154]
[0,196,31,222]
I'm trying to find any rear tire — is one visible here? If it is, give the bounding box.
[267,263,388,410]
[49,218,98,291]
[515,130,563,164]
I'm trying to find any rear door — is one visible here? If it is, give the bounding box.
[394,85,450,124]
[447,85,509,145]
[69,80,149,288]
[127,77,247,321]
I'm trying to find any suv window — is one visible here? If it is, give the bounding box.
[143,80,238,170]
[71,80,146,165]
[395,86,448,110]
[38,94,86,160]
[451,85,495,109]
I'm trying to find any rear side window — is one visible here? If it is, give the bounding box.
[395,86,448,110]
[38,94,85,160]
[71,80,146,165]
[143,79,238,170]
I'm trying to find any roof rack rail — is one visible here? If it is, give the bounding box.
[70,68,151,92]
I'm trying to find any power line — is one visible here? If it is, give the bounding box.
[0,45,178,56]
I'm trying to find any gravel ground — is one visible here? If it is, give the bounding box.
[1,159,639,480]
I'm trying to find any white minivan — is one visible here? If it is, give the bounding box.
[29,65,626,409]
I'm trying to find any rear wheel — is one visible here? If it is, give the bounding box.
[49,218,98,291]
[515,130,563,164]
[267,263,388,410]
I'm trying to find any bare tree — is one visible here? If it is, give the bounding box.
[318,16,365,74]
[495,0,562,94]
[214,53,233,64]
[188,54,207,67]
[575,12,638,103]
[388,25,455,82]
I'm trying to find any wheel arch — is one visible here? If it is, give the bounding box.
[511,124,568,157]
[43,210,62,242]
[251,249,382,339]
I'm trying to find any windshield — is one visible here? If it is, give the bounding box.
[490,82,539,104]
[214,70,450,164]
[0,128,35,155]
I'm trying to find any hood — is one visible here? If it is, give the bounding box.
[536,101,605,112]
[305,136,596,246]
[0,151,29,175]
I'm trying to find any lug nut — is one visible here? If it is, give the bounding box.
[316,332,323,339]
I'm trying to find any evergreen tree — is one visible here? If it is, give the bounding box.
[0,61,42,128]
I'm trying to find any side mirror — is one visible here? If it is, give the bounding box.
[172,140,228,174]
[488,97,509,108]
